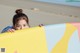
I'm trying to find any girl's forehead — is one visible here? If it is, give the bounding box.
[17,19,27,24]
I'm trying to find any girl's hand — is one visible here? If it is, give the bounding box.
[39,24,44,27]
[7,29,15,32]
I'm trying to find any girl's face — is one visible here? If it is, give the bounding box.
[14,19,29,30]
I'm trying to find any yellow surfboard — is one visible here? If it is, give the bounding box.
[0,26,48,53]
[0,23,80,53]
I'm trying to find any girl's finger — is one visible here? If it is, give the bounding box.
[7,29,15,32]
[39,24,44,27]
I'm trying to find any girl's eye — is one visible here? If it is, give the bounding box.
[16,25,20,27]
[23,24,26,27]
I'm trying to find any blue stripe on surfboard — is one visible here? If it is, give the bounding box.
[68,30,80,53]
[44,24,66,52]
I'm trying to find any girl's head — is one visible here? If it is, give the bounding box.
[13,9,30,30]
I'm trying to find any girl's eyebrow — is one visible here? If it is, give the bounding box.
[16,24,20,26]
[16,23,19,25]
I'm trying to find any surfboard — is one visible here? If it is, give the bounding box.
[0,23,80,53]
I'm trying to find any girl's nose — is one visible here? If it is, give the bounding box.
[20,26,24,29]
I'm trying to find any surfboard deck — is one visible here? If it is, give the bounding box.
[0,23,80,53]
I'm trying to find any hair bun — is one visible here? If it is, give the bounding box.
[15,9,23,14]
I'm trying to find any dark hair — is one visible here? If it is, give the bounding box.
[13,9,29,26]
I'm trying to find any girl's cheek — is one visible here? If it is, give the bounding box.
[26,26,29,28]
[15,27,20,30]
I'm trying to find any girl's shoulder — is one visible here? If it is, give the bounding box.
[1,26,13,33]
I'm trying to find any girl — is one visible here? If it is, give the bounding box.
[1,9,30,33]
[1,9,43,53]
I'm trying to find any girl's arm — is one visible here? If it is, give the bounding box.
[1,26,15,33]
